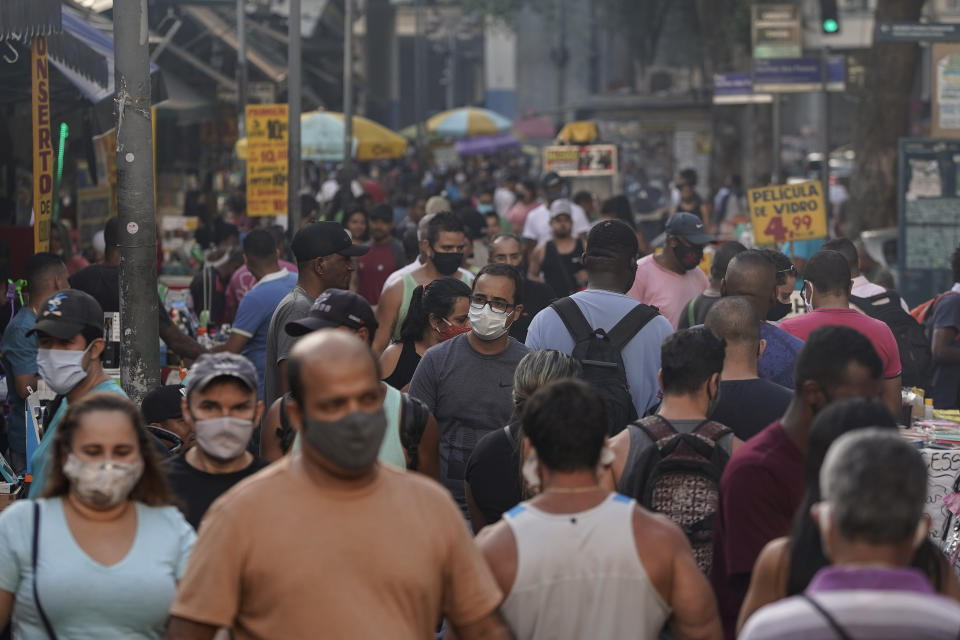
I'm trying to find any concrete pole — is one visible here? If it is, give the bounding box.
[237,0,247,138]
[772,94,781,184]
[288,0,303,229]
[343,0,354,175]
[445,29,455,110]
[414,0,427,162]
[113,0,160,403]
[820,46,830,215]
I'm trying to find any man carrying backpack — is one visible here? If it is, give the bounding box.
[525,220,674,433]
[916,245,960,409]
[606,328,740,574]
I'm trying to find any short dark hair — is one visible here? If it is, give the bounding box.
[473,262,523,306]
[242,228,277,260]
[821,238,858,272]
[426,211,465,245]
[521,379,608,471]
[400,277,472,342]
[25,252,65,290]
[757,249,794,286]
[104,216,120,251]
[572,190,593,206]
[705,296,760,345]
[660,328,725,395]
[584,219,638,267]
[804,250,851,296]
[267,224,288,250]
[369,204,394,222]
[794,326,883,394]
[711,241,747,281]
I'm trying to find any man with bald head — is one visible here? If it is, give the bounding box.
[705,297,793,441]
[167,330,509,640]
[722,250,803,388]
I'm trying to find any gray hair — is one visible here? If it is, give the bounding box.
[513,350,583,411]
[820,429,926,545]
[417,213,435,243]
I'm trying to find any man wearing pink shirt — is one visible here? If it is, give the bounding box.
[628,212,710,329]
[780,249,902,416]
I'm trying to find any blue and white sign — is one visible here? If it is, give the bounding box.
[753,57,846,93]
[713,73,774,104]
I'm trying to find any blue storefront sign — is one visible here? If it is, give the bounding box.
[753,57,846,93]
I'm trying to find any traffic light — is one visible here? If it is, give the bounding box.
[820,0,840,35]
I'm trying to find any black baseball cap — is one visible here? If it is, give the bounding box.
[541,171,562,190]
[285,288,379,337]
[665,212,714,245]
[291,221,369,263]
[27,289,104,340]
[142,385,185,424]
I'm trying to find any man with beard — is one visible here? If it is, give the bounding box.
[355,204,405,306]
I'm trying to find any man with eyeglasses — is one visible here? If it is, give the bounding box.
[488,233,555,342]
[409,263,531,521]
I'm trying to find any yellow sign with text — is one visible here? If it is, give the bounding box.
[246,104,289,217]
[32,37,54,252]
[748,180,827,245]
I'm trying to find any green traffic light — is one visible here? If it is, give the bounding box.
[823,18,839,33]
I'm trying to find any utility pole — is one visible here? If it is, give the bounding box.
[288,0,302,229]
[343,0,354,176]
[237,0,247,138]
[820,46,830,212]
[113,0,159,403]
[414,0,427,162]
[772,94,781,183]
[445,29,455,110]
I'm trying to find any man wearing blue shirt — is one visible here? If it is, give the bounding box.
[215,229,298,398]
[0,253,68,473]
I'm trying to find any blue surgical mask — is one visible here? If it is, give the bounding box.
[37,343,93,395]
[477,203,494,214]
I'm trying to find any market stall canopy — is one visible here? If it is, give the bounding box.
[455,134,519,155]
[301,111,407,161]
[0,0,60,40]
[155,72,213,125]
[513,115,556,140]
[427,107,512,139]
[556,120,598,144]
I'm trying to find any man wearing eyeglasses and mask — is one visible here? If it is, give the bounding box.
[409,263,531,521]
[165,353,268,529]
[26,289,127,498]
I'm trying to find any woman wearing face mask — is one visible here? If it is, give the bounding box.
[760,249,798,322]
[380,278,472,391]
[0,393,195,639]
[464,350,582,534]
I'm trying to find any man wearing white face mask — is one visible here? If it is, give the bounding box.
[409,262,531,521]
[165,353,268,529]
[27,289,127,498]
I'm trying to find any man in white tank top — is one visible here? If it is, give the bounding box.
[476,378,723,640]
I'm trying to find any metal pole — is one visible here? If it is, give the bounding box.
[820,46,830,212]
[343,0,354,175]
[556,0,566,120]
[113,0,160,403]
[445,29,455,110]
[237,0,247,138]
[772,94,781,184]
[414,0,426,161]
[288,0,302,229]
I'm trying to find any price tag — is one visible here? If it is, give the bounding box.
[246,104,289,217]
[748,180,828,245]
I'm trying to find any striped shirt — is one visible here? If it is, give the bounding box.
[740,566,960,640]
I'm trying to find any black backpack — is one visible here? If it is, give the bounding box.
[550,297,659,435]
[616,416,731,574]
[850,291,932,389]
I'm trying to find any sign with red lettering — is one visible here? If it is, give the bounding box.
[245,104,289,217]
[32,37,54,252]
[748,180,827,245]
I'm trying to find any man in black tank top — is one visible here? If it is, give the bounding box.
[528,199,587,297]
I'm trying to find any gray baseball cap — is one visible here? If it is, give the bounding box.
[184,353,258,396]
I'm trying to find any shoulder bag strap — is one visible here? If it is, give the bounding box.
[32,502,58,640]
[686,298,697,327]
[800,594,854,640]
[606,303,659,350]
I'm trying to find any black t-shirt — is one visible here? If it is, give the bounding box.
[165,454,270,529]
[677,293,721,330]
[711,378,793,441]
[464,422,523,527]
[70,263,120,312]
[510,278,555,343]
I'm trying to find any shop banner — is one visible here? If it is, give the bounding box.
[246,104,289,217]
[32,36,54,252]
[542,145,617,177]
[748,180,827,245]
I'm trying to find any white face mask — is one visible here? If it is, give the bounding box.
[37,343,92,395]
[468,304,510,341]
[63,453,143,508]
[193,416,254,461]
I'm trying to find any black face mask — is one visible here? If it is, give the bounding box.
[673,243,703,271]
[767,301,791,322]
[432,251,464,276]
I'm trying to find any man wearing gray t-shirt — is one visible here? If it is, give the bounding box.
[409,263,531,519]
[263,222,368,410]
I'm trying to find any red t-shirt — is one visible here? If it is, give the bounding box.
[356,243,400,305]
[710,420,804,640]
[779,308,902,379]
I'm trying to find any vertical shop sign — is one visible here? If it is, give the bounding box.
[246,104,289,217]
[32,37,54,252]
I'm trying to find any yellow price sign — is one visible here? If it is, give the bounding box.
[246,104,289,217]
[748,180,828,245]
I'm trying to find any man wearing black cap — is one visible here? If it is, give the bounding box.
[142,385,194,452]
[262,221,368,410]
[356,204,405,306]
[628,211,712,329]
[166,353,269,529]
[520,172,591,247]
[26,289,128,498]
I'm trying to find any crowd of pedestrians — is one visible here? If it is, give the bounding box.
[4,165,960,639]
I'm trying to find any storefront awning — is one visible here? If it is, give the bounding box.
[0,0,60,40]
[183,7,287,84]
[48,9,109,88]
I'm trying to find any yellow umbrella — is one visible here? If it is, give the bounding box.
[556,120,598,144]
[426,107,512,139]
[301,111,407,161]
